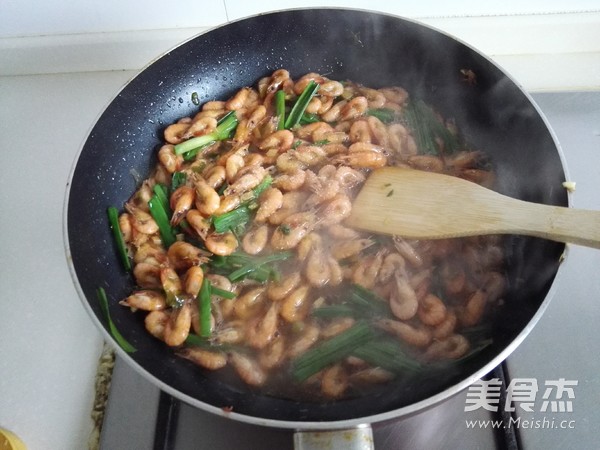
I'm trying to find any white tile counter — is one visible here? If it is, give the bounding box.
[0,71,135,449]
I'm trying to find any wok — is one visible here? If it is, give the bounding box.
[65,7,568,438]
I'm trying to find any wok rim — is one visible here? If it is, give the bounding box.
[62,6,571,430]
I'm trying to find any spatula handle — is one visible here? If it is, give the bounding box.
[502,199,600,249]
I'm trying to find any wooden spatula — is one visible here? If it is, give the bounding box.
[346,167,600,249]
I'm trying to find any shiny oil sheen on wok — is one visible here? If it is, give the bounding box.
[66,9,567,424]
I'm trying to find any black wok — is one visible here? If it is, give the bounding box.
[65,8,567,429]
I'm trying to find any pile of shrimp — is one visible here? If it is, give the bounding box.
[117,70,506,399]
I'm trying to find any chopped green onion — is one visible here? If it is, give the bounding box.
[148,194,176,247]
[291,322,375,382]
[212,205,252,234]
[227,251,293,282]
[366,108,397,124]
[278,224,291,235]
[351,339,421,374]
[251,175,273,198]
[198,278,212,337]
[348,284,392,317]
[403,100,460,155]
[152,183,172,217]
[171,171,187,192]
[106,206,131,271]
[185,333,244,353]
[284,81,319,129]
[299,112,320,125]
[174,111,238,156]
[210,286,237,299]
[191,92,200,106]
[212,176,272,234]
[275,90,286,130]
[185,333,212,348]
[97,287,136,353]
[313,139,330,146]
[312,304,361,318]
[292,140,303,149]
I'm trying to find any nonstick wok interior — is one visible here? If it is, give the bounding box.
[66,9,567,425]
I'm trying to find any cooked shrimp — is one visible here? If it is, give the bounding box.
[349,120,372,143]
[274,168,306,191]
[424,334,470,360]
[125,203,159,235]
[255,187,283,222]
[164,122,189,144]
[225,153,245,182]
[379,86,409,104]
[205,231,238,256]
[280,285,312,322]
[213,194,241,216]
[377,318,432,348]
[296,145,328,167]
[408,155,445,173]
[233,287,266,320]
[361,87,387,109]
[194,179,220,216]
[432,310,458,340]
[145,310,169,340]
[293,72,325,95]
[340,96,369,121]
[183,265,204,297]
[393,237,423,268]
[229,352,266,386]
[167,241,207,271]
[459,289,487,327]
[270,211,316,250]
[332,151,387,168]
[379,253,406,282]
[418,293,447,326]
[319,80,344,97]
[319,193,352,226]
[169,186,194,225]
[286,323,320,358]
[184,116,217,139]
[185,209,211,239]
[120,290,166,311]
[321,100,347,122]
[203,165,227,189]
[321,364,348,398]
[389,271,419,320]
[226,87,253,111]
[164,303,192,347]
[304,245,331,287]
[267,272,302,302]
[224,165,266,196]
[320,317,355,339]
[352,250,385,289]
[179,347,227,370]
[259,129,294,151]
[242,224,270,255]
[160,266,182,299]
[133,262,162,288]
[330,238,374,260]
[326,223,362,240]
[259,336,286,369]
[246,302,279,349]
[158,144,183,173]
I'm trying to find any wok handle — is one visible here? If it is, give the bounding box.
[293,425,374,450]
